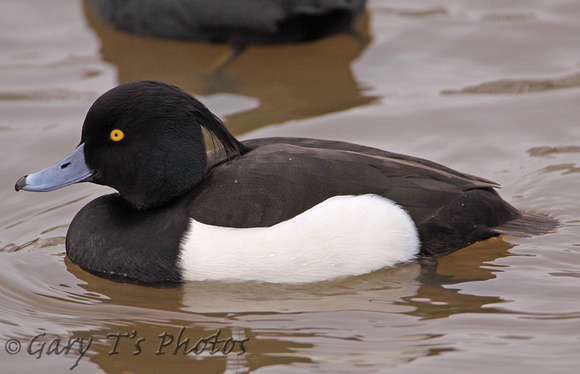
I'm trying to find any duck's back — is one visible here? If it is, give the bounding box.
[191,137,555,255]
[197,137,498,227]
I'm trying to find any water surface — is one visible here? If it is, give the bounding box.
[1,0,579,372]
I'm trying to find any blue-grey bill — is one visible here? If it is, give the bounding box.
[15,143,94,192]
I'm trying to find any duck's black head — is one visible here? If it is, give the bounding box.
[15,81,247,210]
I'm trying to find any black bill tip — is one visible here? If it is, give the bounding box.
[15,175,28,192]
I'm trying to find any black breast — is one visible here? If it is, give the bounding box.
[66,194,190,283]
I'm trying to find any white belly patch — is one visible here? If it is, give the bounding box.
[178,194,420,283]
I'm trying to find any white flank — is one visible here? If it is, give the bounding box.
[178,194,420,283]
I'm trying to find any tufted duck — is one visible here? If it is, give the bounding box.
[15,81,558,283]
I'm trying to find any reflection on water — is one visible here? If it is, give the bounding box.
[1,228,516,372]
[2,0,580,373]
[82,0,376,134]
[441,71,580,95]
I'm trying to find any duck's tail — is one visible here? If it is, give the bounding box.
[492,212,559,237]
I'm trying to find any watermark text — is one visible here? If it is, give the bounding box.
[4,327,248,370]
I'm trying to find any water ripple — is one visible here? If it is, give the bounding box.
[442,72,580,95]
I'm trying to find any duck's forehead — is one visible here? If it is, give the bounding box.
[81,102,120,139]
[80,81,200,141]
[82,93,150,136]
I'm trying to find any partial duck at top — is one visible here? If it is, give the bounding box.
[15,81,558,284]
[86,0,367,70]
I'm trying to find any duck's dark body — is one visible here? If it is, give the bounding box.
[67,136,546,282]
[17,81,558,283]
[195,137,519,252]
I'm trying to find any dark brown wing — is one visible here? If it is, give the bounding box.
[193,137,558,255]
[193,137,498,227]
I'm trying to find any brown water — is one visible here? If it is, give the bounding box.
[1,0,580,372]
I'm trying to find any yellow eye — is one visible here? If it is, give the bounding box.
[110,129,124,142]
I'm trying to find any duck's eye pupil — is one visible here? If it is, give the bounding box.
[110,129,124,142]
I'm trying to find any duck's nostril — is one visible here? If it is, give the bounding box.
[60,162,71,169]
